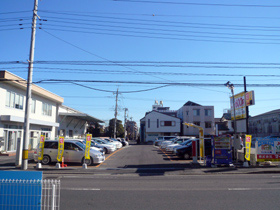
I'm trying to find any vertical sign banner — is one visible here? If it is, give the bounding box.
[245,135,252,161]
[37,135,45,161]
[85,134,92,160]
[245,91,255,106]
[57,136,64,162]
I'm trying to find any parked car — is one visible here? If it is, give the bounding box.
[64,139,105,155]
[160,137,195,150]
[154,136,177,146]
[117,138,129,147]
[175,138,212,160]
[104,138,122,149]
[166,139,193,153]
[33,140,105,165]
[92,138,117,154]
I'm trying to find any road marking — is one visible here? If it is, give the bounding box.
[62,188,100,191]
[94,147,125,168]
[158,148,173,161]
[228,188,280,191]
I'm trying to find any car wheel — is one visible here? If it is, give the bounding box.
[184,153,190,160]
[41,155,51,165]
[82,157,93,166]
[104,147,108,154]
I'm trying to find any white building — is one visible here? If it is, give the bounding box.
[58,105,104,139]
[177,101,215,136]
[0,71,63,153]
[140,101,181,142]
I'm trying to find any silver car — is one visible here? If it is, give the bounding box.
[34,140,105,166]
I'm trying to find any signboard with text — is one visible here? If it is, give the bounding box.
[257,138,280,162]
[230,91,255,120]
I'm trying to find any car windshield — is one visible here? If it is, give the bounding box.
[73,141,85,150]
[180,140,192,145]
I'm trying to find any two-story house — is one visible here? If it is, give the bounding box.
[140,101,181,142]
[176,101,215,136]
[0,70,64,153]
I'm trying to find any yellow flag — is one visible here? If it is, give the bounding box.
[245,135,252,161]
[85,134,92,160]
[57,136,64,162]
[38,135,45,161]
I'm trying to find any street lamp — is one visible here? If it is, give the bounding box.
[224,81,237,162]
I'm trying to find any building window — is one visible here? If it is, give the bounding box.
[205,109,212,116]
[205,122,212,128]
[157,119,159,128]
[193,109,200,116]
[194,121,200,126]
[160,121,175,127]
[31,99,36,113]
[42,103,52,116]
[5,91,23,110]
[186,111,189,116]
[148,119,150,128]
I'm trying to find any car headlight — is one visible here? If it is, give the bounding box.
[93,154,101,158]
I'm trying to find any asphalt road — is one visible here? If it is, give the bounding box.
[57,173,280,210]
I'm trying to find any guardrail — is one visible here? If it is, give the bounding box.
[0,179,60,209]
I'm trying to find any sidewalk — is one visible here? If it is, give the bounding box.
[1,156,280,176]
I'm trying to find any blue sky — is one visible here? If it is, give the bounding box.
[1,0,280,126]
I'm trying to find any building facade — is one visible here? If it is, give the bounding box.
[0,71,64,152]
[140,110,181,142]
[126,120,138,140]
[177,101,215,136]
[58,105,104,139]
[249,109,280,137]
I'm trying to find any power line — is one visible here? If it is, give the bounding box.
[39,27,280,45]
[39,23,280,42]
[113,0,280,8]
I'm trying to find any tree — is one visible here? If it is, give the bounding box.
[87,122,102,137]
[106,118,124,138]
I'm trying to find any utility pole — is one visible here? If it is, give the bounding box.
[22,0,38,170]
[243,76,249,167]
[124,108,128,140]
[130,117,134,140]
[113,88,119,139]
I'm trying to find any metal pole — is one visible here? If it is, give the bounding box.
[231,87,238,162]
[114,89,118,139]
[244,76,249,166]
[22,0,38,170]
[124,108,128,140]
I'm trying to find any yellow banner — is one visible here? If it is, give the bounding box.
[85,134,92,160]
[57,136,64,162]
[245,135,252,161]
[38,135,45,161]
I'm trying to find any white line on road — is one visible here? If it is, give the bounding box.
[228,188,280,191]
[62,188,100,191]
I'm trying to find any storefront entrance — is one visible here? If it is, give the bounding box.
[3,129,22,152]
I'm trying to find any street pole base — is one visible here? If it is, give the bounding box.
[192,157,198,164]
[55,163,61,169]
[243,162,249,167]
[82,163,87,169]
[36,163,42,169]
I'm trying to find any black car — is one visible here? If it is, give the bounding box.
[175,138,212,160]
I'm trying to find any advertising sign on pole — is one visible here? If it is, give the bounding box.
[245,91,255,106]
[57,136,64,162]
[230,92,246,120]
[37,135,45,161]
[245,135,252,161]
[85,134,92,160]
